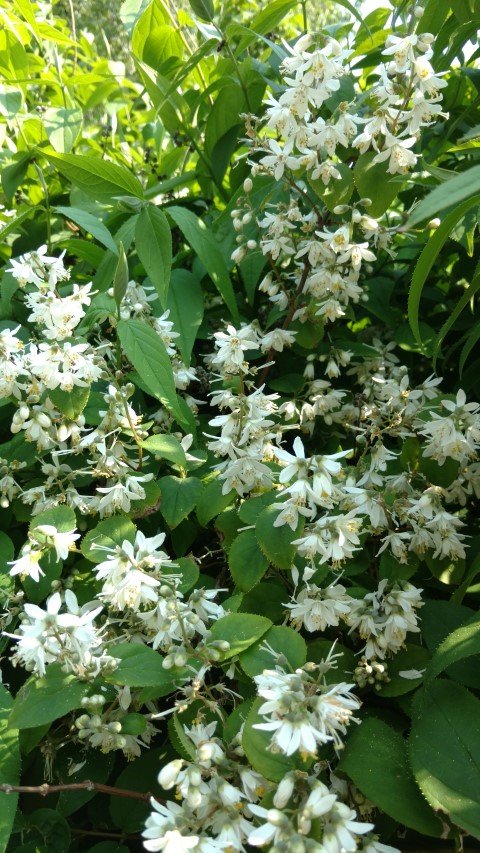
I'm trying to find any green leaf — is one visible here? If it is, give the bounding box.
[0,532,14,607]
[117,318,193,430]
[43,151,144,202]
[43,108,83,154]
[239,625,307,676]
[167,206,239,323]
[424,613,480,683]
[188,0,214,21]
[56,206,118,255]
[196,478,234,526]
[308,163,354,213]
[228,530,269,592]
[141,434,187,467]
[1,153,32,203]
[209,612,272,659]
[408,166,480,226]
[48,385,90,420]
[340,717,442,836]
[335,0,372,34]
[242,697,295,782]
[0,684,20,852]
[158,475,202,528]
[166,270,204,366]
[432,270,480,367]
[379,643,431,697]
[106,643,188,690]
[205,86,245,158]
[353,152,403,218]
[80,517,137,563]
[135,206,172,307]
[9,664,89,729]
[23,808,71,853]
[408,195,480,344]
[113,241,129,307]
[255,505,303,570]
[142,25,184,69]
[409,680,480,837]
[30,505,76,535]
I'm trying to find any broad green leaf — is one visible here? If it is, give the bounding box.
[158,475,202,528]
[117,318,193,430]
[228,530,269,592]
[43,151,144,202]
[460,321,480,374]
[239,625,307,677]
[135,205,172,306]
[340,717,442,836]
[9,664,89,729]
[424,613,480,683]
[131,0,168,58]
[80,517,137,563]
[1,152,32,203]
[48,385,90,420]
[378,643,431,697]
[408,195,480,344]
[353,152,403,218]
[113,241,129,308]
[308,163,354,213]
[209,612,272,659]
[22,807,71,852]
[410,680,480,837]
[241,0,298,44]
[205,86,245,158]
[242,697,295,782]
[188,0,214,21]
[166,269,204,366]
[335,0,372,34]
[0,206,36,242]
[142,25,183,69]
[0,684,20,851]
[120,0,152,34]
[56,206,118,255]
[141,434,187,467]
[109,746,165,832]
[0,88,22,118]
[43,108,82,154]
[408,165,480,226]
[255,505,303,570]
[168,206,239,322]
[196,478,234,527]
[30,505,76,535]
[106,643,188,690]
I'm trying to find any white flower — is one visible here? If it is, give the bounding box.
[373,133,417,175]
[9,546,45,582]
[34,524,80,561]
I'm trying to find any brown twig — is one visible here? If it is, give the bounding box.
[0,781,163,804]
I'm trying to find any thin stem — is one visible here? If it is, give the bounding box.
[0,780,163,803]
[223,37,252,112]
[301,0,308,33]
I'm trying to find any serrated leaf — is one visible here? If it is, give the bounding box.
[106,643,188,691]
[81,517,137,563]
[30,505,76,535]
[56,206,118,254]
[9,664,89,729]
[209,613,272,659]
[255,505,303,570]
[135,206,171,307]
[43,151,144,202]
[409,166,480,226]
[340,716,442,836]
[141,434,187,467]
[239,625,306,677]
[168,712,196,760]
[424,613,480,683]
[409,680,480,837]
[228,530,269,592]
[158,475,202,528]
[117,318,194,431]
[196,478,234,526]
[379,643,431,697]
[48,385,90,420]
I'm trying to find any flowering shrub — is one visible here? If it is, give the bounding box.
[0,0,480,851]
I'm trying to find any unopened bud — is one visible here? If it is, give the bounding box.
[243,177,253,193]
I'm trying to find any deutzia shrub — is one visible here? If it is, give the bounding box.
[0,0,479,850]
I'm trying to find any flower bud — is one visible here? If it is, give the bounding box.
[158,759,184,789]
[243,177,253,193]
